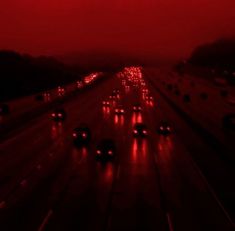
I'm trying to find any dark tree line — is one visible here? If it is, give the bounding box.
[0,50,81,101]
[188,39,235,71]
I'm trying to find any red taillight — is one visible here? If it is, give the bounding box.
[108,150,113,155]
[167,127,171,131]
[121,109,124,113]
[52,113,55,117]
[97,150,101,155]
[115,109,119,113]
[133,106,136,110]
[160,126,164,130]
[82,133,87,138]
[134,130,138,134]
[143,130,147,134]
[138,107,141,110]
[73,133,77,138]
[58,113,62,117]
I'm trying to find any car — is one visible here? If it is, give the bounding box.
[96,139,116,160]
[102,100,110,107]
[58,86,65,96]
[109,93,116,100]
[77,81,83,89]
[145,94,153,102]
[72,125,91,146]
[222,114,235,131]
[112,88,120,94]
[51,108,66,121]
[0,104,10,115]
[157,121,172,135]
[133,104,142,112]
[133,123,148,137]
[114,106,125,115]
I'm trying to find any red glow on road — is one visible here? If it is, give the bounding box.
[104,163,114,182]
[157,136,174,157]
[114,115,124,126]
[132,113,143,125]
[72,147,88,165]
[131,139,148,162]
[141,140,147,158]
[51,123,63,139]
[131,139,138,162]
[102,107,110,119]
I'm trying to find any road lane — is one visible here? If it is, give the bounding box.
[0,68,234,231]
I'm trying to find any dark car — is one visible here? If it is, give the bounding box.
[109,93,116,100]
[96,139,116,160]
[145,95,153,102]
[0,104,10,115]
[133,104,142,112]
[222,114,235,131]
[112,88,120,94]
[73,125,91,146]
[157,121,172,135]
[51,108,66,121]
[114,106,125,115]
[133,123,148,137]
[102,100,110,107]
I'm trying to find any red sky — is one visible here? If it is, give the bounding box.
[0,0,235,58]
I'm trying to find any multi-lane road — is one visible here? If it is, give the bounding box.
[0,67,234,231]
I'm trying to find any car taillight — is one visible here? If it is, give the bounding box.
[143,130,147,134]
[52,113,55,117]
[115,109,119,113]
[97,150,101,155]
[133,106,136,110]
[138,107,141,110]
[108,150,113,155]
[134,130,138,134]
[121,109,124,113]
[167,127,171,131]
[73,133,77,138]
[58,113,62,117]
[160,126,163,130]
[82,133,87,138]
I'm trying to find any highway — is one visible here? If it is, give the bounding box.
[0,68,234,231]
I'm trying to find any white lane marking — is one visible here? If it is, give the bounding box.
[0,201,6,209]
[38,209,53,231]
[166,213,174,231]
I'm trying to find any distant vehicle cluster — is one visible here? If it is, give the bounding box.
[50,67,173,161]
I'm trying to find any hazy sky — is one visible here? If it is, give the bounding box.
[0,0,235,58]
